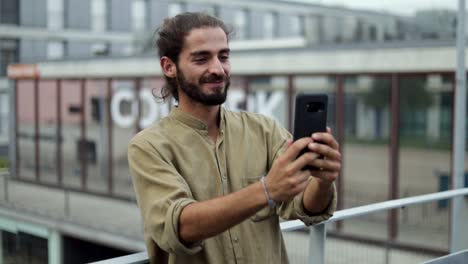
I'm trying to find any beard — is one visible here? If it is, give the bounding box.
[176,70,230,106]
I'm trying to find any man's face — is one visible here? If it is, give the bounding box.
[175,27,231,106]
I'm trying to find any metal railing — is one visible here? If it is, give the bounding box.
[91,188,468,264]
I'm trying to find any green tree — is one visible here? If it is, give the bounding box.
[362,77,433,111]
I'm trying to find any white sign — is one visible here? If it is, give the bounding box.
[111,89,285,128]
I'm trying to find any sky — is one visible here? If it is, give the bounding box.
[285,0,460,16]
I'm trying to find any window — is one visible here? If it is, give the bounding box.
[264,12,276,39]
[0,0,19,24]
[132,0,147,31]
[0,40,18,76]
[168,3,183,17]
[47,41,65,60]
[47,0,64,30]
[290,15,303,37]
[234,9,248,39]
[91,0,107,32]
[91,42,109,56]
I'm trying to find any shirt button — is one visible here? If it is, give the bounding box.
[233,237,239,243]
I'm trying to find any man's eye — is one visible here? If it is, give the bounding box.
[194,58,207,63]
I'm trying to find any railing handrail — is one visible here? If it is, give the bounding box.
[92,188,468,263]
[90,252,148,264]
[280,188,468,231]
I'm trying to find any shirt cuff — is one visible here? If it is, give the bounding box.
[162,198,204,255]
[294,183,337,226]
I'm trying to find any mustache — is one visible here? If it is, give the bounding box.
[200,74,229,83]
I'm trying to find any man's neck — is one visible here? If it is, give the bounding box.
[178,100,220,143]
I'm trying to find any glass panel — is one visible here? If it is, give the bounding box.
[85,80,108,193]
[17,80,36,180]
[47,41,64,60]
[38,80,58,185]
[343,75,390,207]
[397,74,453,250]
[247,76,288,129]
[320,208,440,263]
[111,80,138,197]
[61,80,84,189]
[2,231,48,264]
[224,76,247,112]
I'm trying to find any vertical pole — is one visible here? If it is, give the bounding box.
[0,230,3,264]
[10,80,18,179]
[135,78,142,133]
[34,79,40,181]
[287,75,295,132]
[308,223,326,264]
[388,73,400,241]
[335,75,345,231]
[56,80,63,186]
[8,79,17,200]
[450,0,468,253]
[80,79,87,190]
[243,76,250,111]
[107,79,114,194]
[48,230,62,264]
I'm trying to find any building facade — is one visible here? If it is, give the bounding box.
[1,1,467,263]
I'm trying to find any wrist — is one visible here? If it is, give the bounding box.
[260,176,277,209]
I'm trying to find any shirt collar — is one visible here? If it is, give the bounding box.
[170,106,226,132]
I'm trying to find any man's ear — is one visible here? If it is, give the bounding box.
[160,56,177,78]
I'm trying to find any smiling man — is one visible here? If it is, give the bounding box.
[128,12,341,264]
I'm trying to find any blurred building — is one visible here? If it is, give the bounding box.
[1,0,468,263]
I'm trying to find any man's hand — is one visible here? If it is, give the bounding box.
[264,137,320,202]
[307,127,341,186]
[302,127,341,214]
[264,127,341,213]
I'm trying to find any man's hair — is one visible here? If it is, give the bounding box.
[155,12,232,101]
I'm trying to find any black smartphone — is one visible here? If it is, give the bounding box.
[293,93,328,170]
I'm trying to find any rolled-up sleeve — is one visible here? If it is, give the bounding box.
[128,140,203,255]
[267,123,337,225]
[279,183,337,225]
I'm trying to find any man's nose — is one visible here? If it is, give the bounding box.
[207,58,225,75]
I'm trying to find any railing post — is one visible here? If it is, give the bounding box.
[451,0,468,253]
[309,223,326,264]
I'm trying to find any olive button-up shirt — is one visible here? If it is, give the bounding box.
[128,107,336,264]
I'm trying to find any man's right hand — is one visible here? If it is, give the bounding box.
[264,138,320,202]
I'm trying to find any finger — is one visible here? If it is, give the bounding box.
[326,127,332,134]
[309,159,341,172]
[312,133,339,150]
[288,151,320,172]
[293,176,311,193]
[311,170,339,183]
[309,143,342,161]
[282,137,313,161]
[296,169,311,183]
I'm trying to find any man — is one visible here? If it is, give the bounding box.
[128,12,341,264]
